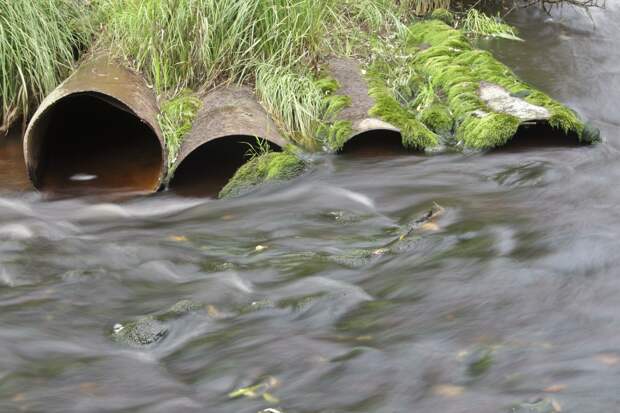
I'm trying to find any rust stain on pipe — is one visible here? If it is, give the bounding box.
[168,86,286,196]
[328,58,402,153]
[24,56,166,194]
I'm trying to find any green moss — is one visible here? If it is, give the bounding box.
[418,104,453,134]
[219,152,305,199]
[323,94,352,118]
[158,90,202,168]
[407,20,468,48]
[403,19,590,148]
[430,8,454,26]
[322,120,354,152]
[315,77,340,94]
[457,113,521,149]
[366,64,439,150]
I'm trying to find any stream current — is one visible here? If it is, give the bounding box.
[1,5,620,412]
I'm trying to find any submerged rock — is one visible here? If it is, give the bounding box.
[509,398,562,413]
[112,316,168,347]
[111,299,203,347]
[219,152,305,199]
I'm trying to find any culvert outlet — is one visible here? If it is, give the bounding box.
[328,58,402,153]
[24,56,165,194]
[168,86,287,197]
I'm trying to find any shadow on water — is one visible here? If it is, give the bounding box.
[168,136,280,198]
[340,130,411,157]
[27,93,163,195]
[494,122,582,152]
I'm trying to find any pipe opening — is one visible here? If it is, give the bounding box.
[169,136,281,197]
[496,121,581,152]
[340,129,409,156]
[28,93,164,194]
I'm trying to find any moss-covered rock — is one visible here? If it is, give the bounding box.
[111,300,203,347]
[508,398,561,413]
[219,152,305,199]
[112,316,168,347]
[405,20,591,149]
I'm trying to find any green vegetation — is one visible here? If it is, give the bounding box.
[1,0,595,155]
[418,104,453,134]
[0,0,92,133]
[256,64,351,150]
[406,18,587,148]
[366,63,440,150]
[467,349,494,377]
[219,146,305,199]
[97,0,331,95]
[462,9,523,41]
[158,90,202,168]
[430,8,455,25]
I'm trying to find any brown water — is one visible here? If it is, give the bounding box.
[2,6,620,412]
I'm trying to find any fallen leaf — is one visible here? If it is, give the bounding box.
[420,222,440,232]
[433,384,465,398]
[79,382,98,396]
[544,384,566,393]
[169,235,188,242]
[595,353,620,366]
[207,305,221,318]
[11,393,24,402]
[222,214,235,220]
[262,392,280,404]
[266,376,280,388]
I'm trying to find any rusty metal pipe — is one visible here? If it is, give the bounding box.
[328,58,402,153]
[168,86,286,196]
[24,56,166,194]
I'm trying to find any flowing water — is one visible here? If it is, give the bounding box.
[2,5,620,412]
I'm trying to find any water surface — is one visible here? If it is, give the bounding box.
[1,5,620,412]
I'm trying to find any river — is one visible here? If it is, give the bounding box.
[1,4,619,412]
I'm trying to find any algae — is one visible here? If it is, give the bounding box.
[219,151,305,199]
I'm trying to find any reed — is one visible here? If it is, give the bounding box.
[98,0,333,95]
[0,0,91,133]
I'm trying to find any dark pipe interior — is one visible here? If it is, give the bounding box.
[495,121,581,152]
[33,93,163,194]
[169,136,281,197]
[340,130,410,157]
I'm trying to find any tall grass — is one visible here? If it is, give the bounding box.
[97,0,334,95]
[462,9,523,41]
[255,64,326,149]
[0,0,91,133]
